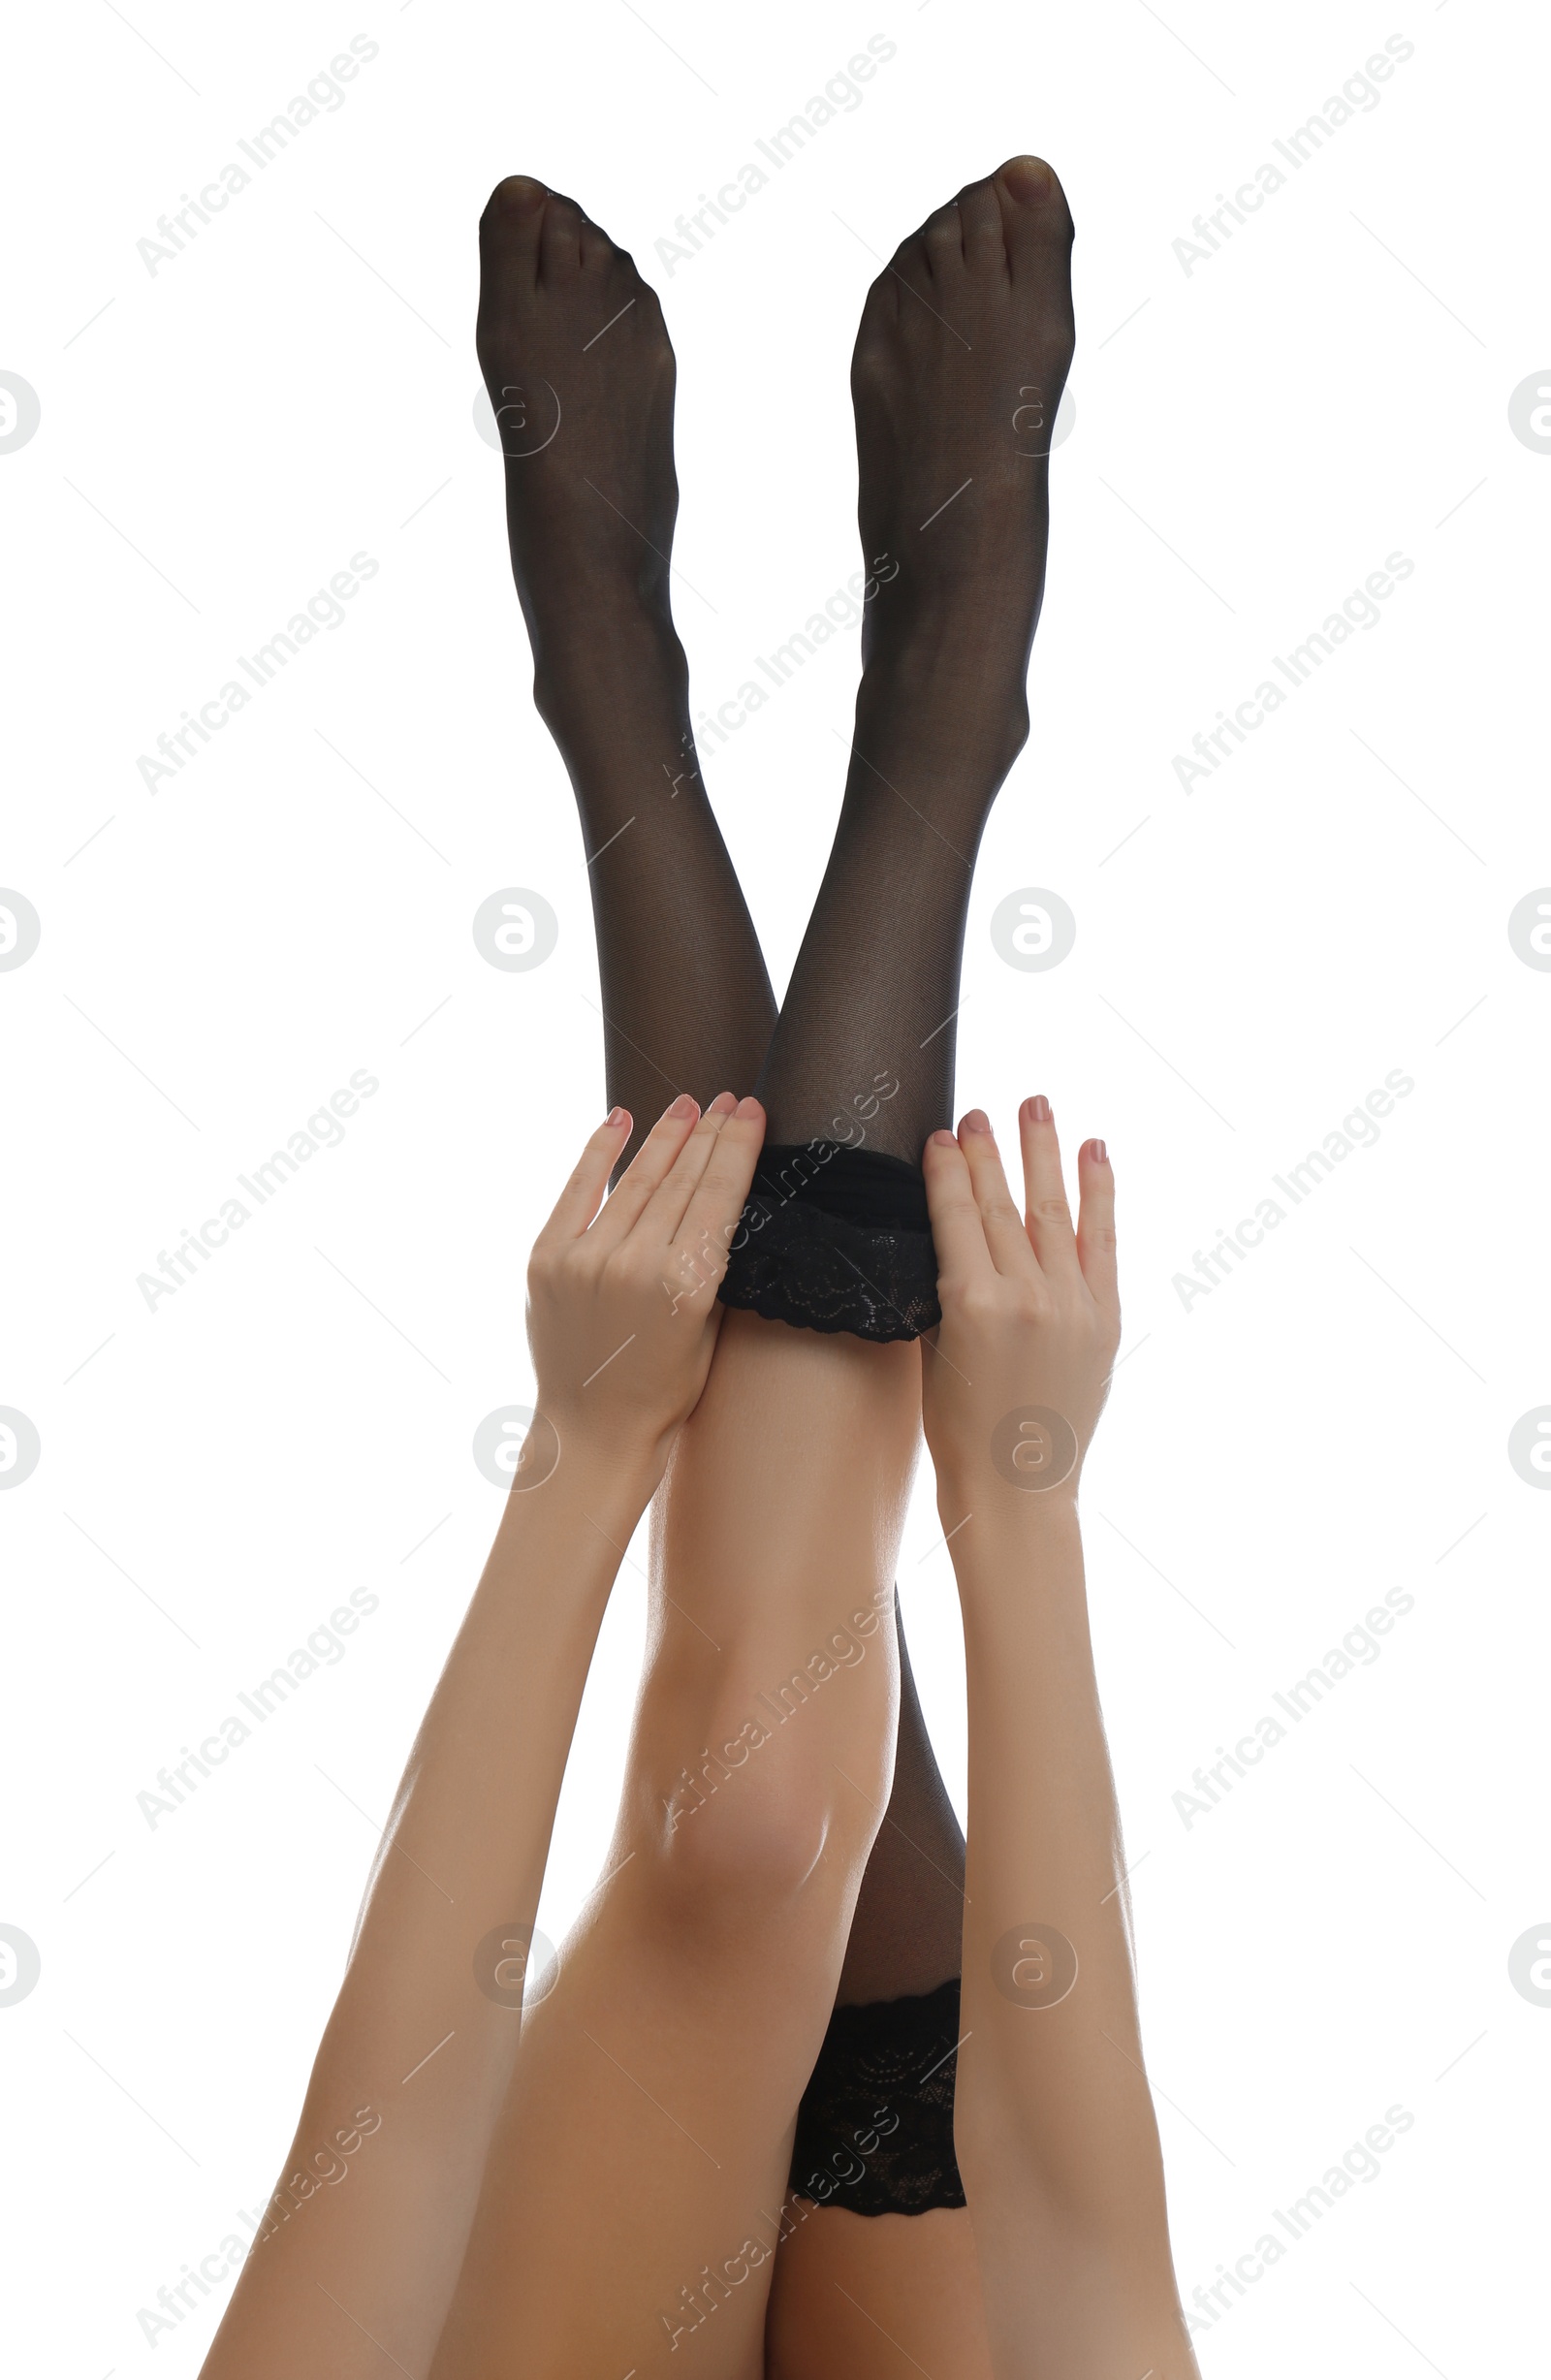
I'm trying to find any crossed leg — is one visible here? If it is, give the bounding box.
[201,148,1136,2380]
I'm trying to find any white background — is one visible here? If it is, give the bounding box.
[3,1,1547,2371]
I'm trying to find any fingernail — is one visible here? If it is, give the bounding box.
[1089,1137,1108,1164]
[1029,1095,1052,1124]
[961,1108,992,1134]
[667,1093,698,1121]
[735,1095,763,1119]
[708,1090,737,1115]
[605,1105,628,1129]
[929,1128,958,1149]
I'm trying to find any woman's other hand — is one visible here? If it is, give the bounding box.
[920,1098,1119,1511]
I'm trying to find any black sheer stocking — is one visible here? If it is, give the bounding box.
[476,175,776,1161]
[755,155,1074,1165]
[478,152,1072,2079]
[838,1603,966,2005]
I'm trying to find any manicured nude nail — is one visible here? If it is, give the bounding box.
[735,1095,763,1119]
[667,1093,698,1120]
[1089,1138,1108,1164]
[961,1109,992,1134]
[929,1128,958,1149]
[708,1090,737,1114]
[605,1105,629,1129]
[1029,1095,1052,1124]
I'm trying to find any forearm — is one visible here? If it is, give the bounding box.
[947,1488,1197,2377]
[202,1442,656,2378]
[330,1440,653,2045]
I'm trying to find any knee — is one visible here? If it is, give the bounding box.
[642,1728,864,1917]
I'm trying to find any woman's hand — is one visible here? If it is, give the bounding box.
[920,1099,1119,1510]
[522,1091,766,1489]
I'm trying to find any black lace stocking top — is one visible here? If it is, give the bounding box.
[717,1141,941,1344]
[789,1976,965,2216]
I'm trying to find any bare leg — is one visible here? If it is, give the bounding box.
[766,2206,994,2377]
[429,1311,922,2377]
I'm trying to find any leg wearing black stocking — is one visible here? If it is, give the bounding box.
[755,157,1075,1168]
[477,176,775,1157]
[771,162,1075,2277]
[838,1602,965,2006]
[480,167,1075,2275]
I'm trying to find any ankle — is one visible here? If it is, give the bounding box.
[530,596,686,730]
[855,621,1030,782]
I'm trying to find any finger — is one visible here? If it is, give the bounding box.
[534,1108,632,1248]
[588,1094,701,1248]
[958,1111,1042,1280]
[636,1092,739,1248]
[922,1128,997,1288]
[1018,1095,1082,1280]
[671,1097,767,1295]
[1076,1138,1119,1315]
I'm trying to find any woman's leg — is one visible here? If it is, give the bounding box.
[430,1309,921,2378]
[762,158,1076,2375]
[475,175,776,1157]
[754,158,1073,1166]
[482,162,966,2143]
[471,173,986,2351]
[422,179,924,2380]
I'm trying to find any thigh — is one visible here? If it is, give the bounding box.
[430,1314,923,2379]
[765,2205,994,2378]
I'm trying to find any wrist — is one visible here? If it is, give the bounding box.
[934,1473,1085,1571]
[505,1413,666,1542]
